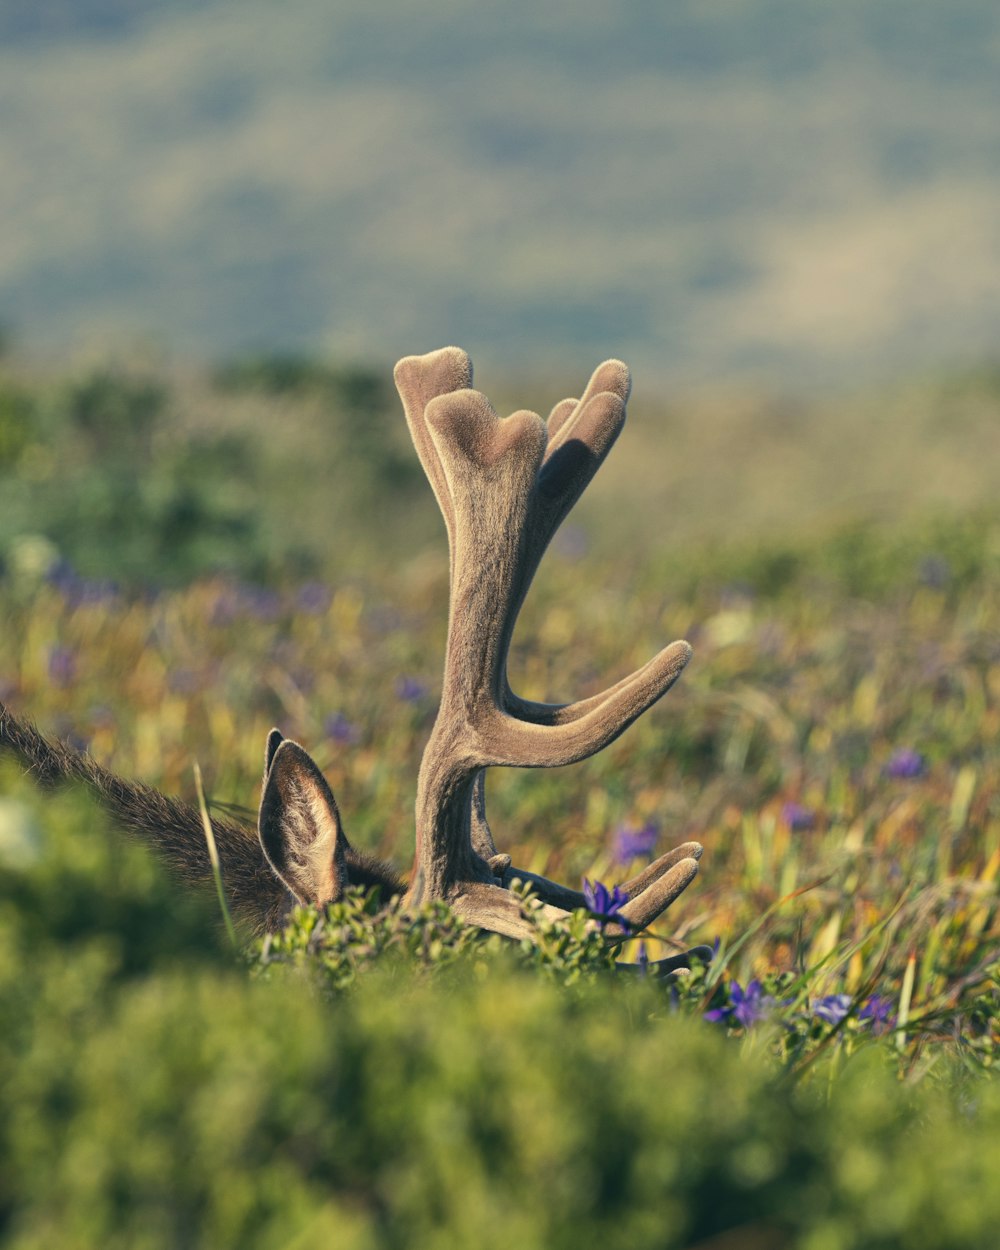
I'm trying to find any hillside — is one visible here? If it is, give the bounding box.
[2,0,999,384]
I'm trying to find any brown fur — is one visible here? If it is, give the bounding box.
[0,702,404,935]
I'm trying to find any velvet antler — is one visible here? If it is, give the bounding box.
[394,348,702,942]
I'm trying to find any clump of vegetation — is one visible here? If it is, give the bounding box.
[213,351,422,503]
[0,366,264,585]
[1,772,999,1249]
[0,352,430,588]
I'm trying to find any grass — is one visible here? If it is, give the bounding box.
[2,500,998,1079]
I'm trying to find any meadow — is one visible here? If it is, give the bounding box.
[1,347,999,1246]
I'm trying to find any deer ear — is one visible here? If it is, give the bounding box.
[257,740,349,906]
[263,728,284,781]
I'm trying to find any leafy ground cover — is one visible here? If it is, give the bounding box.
[1,772,999,1249]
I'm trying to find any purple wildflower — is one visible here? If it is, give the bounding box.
[582,878,630,929]
[210,587,239,626]
[241,584,282,621]
[296,581,331,614]
[859,995,896,1035]
[553,524,589,560]
[324,712,360,745]
[612,822,659,865]
[47,646,77,688]
[88,705,116,730]
[168,668,200,695]
[884,748,925,779]
[46,560,119,608]
[781,802,815,832]
[704,980,775,1028]
[918,555,951,589]
[812,994,853,1026]
[396,676,428,703]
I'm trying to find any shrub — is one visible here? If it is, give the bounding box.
[2,775,1000,1250]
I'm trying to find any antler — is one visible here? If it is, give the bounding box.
[394,348,702,942]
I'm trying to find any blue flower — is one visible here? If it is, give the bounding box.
[582,878,630,929]
[46,559,119,608]
[47,646,77,688]
[884,748,925,779]
[704,980,775,1028]
[812,994,853,1026]
[612,822,659,865]
[240,585,282,621]
[296,581,331,614]
[395,676,428,703]
[781,802,816,832]
[168,668,199,695]
[324,712,360,745]
[918,554,951,589]
[553,524,589,560]
[859,995,896,1034]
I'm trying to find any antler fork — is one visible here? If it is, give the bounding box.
[394,348,702,942]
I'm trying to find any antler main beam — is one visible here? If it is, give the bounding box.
[394,348,699,941]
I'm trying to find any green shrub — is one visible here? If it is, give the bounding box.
[0,367,268,585]
[0,383,34,470]
[2,775,1000,1250]
[213,352,421,500]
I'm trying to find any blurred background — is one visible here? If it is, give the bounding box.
[2,0,1000,584]
[2,1,1000,385]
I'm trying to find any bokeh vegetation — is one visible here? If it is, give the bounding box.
[4,1,1000,382]
[1,346,999,1245]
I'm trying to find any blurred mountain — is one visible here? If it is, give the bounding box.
[2,0,999,384]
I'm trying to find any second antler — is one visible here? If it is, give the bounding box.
[394,347,703,943]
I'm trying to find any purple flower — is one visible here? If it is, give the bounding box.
[582,878,630,928]
[168,668,199,695]
[296,581,331,614]
[612,822,659,865]
[211,582,282,625]
[918,555,951,589]
[781,802,816,832]
[47,646,77,687]
[88,704,116,729]
[635,941,650,974]
[884,748,925,779]
[396,676,428,703]
[240,584,282,621]
[859,995,896,1035]
[46,560,119,608]
[553,524,589,560]
[704,980,775,1028]
[813,994,853,1026]
[324,712,360,745]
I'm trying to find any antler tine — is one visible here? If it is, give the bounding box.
[393,346,473,544]
[619,841,703,900]
[544,358,631,458]
[497,843,705,919]
[617,856,700,931]
[491,641,692,768]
